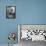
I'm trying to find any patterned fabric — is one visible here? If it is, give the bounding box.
[21,29,46,40]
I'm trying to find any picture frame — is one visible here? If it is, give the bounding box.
[6,6,16,19]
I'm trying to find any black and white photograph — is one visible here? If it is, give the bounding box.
[6,6,16,19]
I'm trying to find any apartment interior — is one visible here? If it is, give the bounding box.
[0,0,46,46]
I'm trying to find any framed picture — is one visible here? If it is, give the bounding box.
[18,24,46,41]
[6,6,16,19]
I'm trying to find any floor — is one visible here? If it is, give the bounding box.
[19,39,46,46]
[0,44,18,46]
[0,40,46,46]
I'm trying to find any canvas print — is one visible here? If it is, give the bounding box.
[6,6,16,19]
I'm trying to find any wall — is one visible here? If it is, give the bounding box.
[0,0,46,44]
